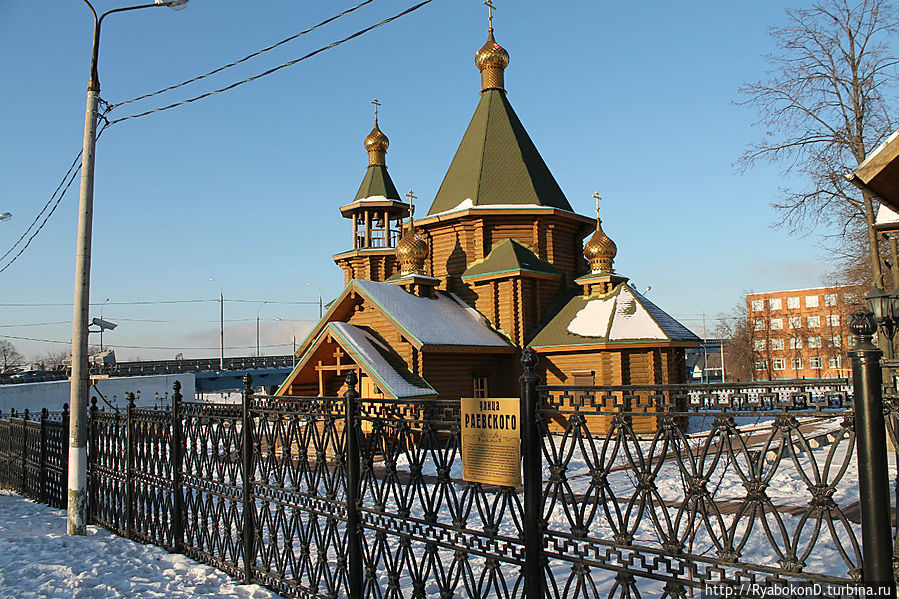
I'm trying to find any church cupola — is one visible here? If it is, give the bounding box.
[333,101,411,285]
[475,4,509,92]
[575,193,628,296]
[389,190,439,296]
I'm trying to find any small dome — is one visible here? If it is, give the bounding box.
[475,29,510,72]
[584,218,617,273]
[363,119,389,152]
[396,223,428,275]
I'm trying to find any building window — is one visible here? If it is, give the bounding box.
[754,319,765,331]
[787,297,800,309]
[825,314,839,327]
[769,298,782,310]
[789,337,802,350]
[824,293,837,306]
[753,339,766,351]
[805,295,819,308]
[751,299,764,311]
[754,359,767,371]
[806,315,820,328]
[773,358,785,370]
[770,318,783,330]
[771,338,785,350]
[828,335,841,348]
[845,292,859,304]
[473,376,488,398]
[809,356,822,369]
[788,317,801,329]
[829,356,841,369]
[808,336,822,349]
[847,336,857,348]
[791,357,803,370]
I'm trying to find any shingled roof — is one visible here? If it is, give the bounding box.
[354,164,400,201]
[427,89,573,215]
[462,239,562,280]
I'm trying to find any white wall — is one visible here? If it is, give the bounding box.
[0,374,197,414]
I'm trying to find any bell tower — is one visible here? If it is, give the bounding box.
[333,101,411,284]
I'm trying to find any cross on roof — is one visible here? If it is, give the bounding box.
[405,190,416,222]
[484,0,495,29]
[371,98,381,121]
[593,191,602,218]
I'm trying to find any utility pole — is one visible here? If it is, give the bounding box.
[210,277,224,370]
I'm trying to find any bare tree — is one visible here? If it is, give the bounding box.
[717,304,754,382]
[739,0,899,285]
[0,340,25,370]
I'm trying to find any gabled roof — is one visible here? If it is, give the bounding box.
[462,239,562,280]
[355,164,400,201]
[530,283,700,348]
[427,89,573,215]
[352,279,512,348]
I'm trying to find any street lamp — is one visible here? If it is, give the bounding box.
[68,0,189,537]
[210,277,224,369]
[275,317,298,367]
[0,213,11,222]
[306,281,323,319]
[256,301,268,358]
[98,298,110,351]
[864,287,899,359]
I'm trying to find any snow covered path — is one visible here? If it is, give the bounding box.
[0,491,280,599]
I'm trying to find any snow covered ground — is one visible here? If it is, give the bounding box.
[0,490,279,599]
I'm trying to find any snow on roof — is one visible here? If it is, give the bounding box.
[567,286,668,340]
[426,198,581,219]
[876,203,899,226]
[353,279,512,347]
[329,322,436,399]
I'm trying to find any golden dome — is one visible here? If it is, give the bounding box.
[396,222,428,275]
[363,118,389,152]
[584,218,617,274]
[475,29,510,72]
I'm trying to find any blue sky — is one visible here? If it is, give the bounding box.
[0,0,836,361]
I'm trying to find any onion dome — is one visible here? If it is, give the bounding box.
[396,221,429,275]
[363,118,389,166]
[475,29,509,92]
[584,217,617,274]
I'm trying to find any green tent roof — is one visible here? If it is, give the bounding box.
[355,165,400,201]
[463,239,561,279]
[427,89,573,215]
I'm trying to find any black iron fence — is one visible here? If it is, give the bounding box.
[0,339,896,597]
[0,406,69,509]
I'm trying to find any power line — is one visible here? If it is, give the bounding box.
[108,0,435,125]
[0,299,320,307]
[0,333,293,351]
[109,0,377,110]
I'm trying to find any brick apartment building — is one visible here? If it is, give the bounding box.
[746,285,865,380]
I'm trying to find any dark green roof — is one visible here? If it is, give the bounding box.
[355,165,400,201]
[462,239,561,279]
[427,89,573,215]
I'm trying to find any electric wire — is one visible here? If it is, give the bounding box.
[0,299,319,307]
[109,0,376,110]
[0,333,294,351]
[108,0,434,125]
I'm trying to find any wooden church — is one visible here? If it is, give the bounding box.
[276,22,700,405]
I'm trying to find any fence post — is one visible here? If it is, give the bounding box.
[848,311,896,595]
[520,347,544,599]
[241,374,255,585]
[40,408,48,504]
[171,380,184,553]
[21,409,29,496]
[86,399,93,522]
[125,392,135,540]
[344,370,363,598]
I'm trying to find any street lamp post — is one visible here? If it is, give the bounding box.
[210,277,224,369]
[275,317,298,367]
[68,0,188,537]
[306,281,323,319]
[99,298,110,351]
[256,301,268,358]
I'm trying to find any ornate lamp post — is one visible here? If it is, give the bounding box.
[68,0,188,537]
[864,287,899,359]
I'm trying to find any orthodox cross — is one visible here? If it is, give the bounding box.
[593,191,602,219]
[484,0,495,29]
[371,98,381,121]
[405,189,417,224]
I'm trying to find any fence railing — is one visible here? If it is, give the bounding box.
[0,335,896,597]
[0,406,69,509]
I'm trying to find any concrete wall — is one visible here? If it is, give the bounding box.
[0,374,197,414]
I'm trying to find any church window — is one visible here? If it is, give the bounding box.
[473,376,489,398]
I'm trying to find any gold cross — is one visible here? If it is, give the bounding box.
[593,191,602,218]
[484,0,495,29]
[371,98,381,120]
[405,190,416,224]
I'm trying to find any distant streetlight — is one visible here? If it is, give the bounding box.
[68,0,189,538]
[99,298,110,351]
[210,277,224,369]
[0,213,11,222]
[256,301,268,358]
[275,317,298,367]
[306,281,323,319]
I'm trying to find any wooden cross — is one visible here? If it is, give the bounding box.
[593,191,602,218]
[371,98,381,120]
[484,0,495,29]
